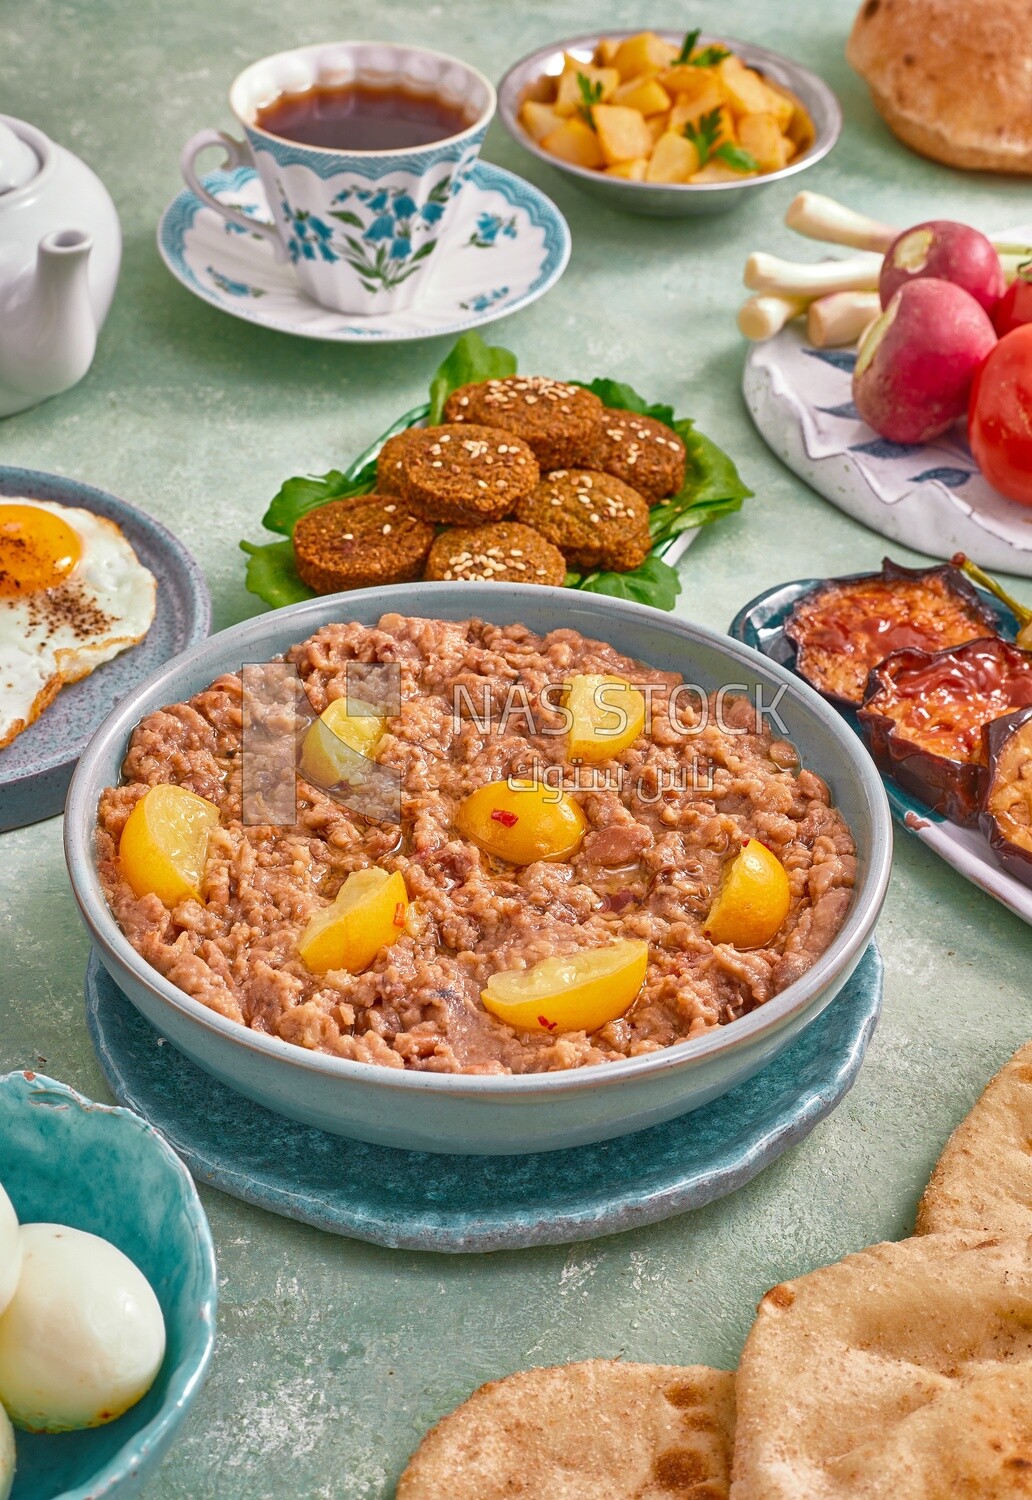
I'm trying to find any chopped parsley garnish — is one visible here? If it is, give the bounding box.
[683,108,759,171]
[675,27,701,63]
[576,72,604,126]
[675,27,731,66]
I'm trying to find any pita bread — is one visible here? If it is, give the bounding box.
[846,0,1032,175]
[396,1359,735,1500]
[731,1231,1032,1498]
[917,1039,1032,1238]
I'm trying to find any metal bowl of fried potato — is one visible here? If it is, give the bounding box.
[498,30,842,217]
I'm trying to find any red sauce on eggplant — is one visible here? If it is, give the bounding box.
[872,641,1032,762]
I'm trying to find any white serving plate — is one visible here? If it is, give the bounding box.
[743,225,1032,577]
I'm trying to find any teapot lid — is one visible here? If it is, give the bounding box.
[0,120,39,193]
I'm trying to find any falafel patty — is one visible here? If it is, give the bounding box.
[376,429,418,497]
[293,497,434,594]
[516,470,651,573]
[399,423,539,525]
[592,408,687,504]
[443,377,604,469]
[424,521,567,584]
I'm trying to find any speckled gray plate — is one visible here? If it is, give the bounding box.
[86,943,882,1253]
[0,469,210,831]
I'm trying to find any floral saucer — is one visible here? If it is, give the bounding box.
[157,162,570,342]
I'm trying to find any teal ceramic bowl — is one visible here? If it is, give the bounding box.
[0,1072,217,1500]
[65,584,892,1155]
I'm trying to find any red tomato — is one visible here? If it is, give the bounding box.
[993,267,1032,337]
[969,325,1032,508]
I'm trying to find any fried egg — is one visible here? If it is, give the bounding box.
[0,498,156,749]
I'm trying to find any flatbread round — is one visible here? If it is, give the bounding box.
[917,1039,1032,1238]
[846,0,1032,175]
[397,1359,735,1500]
[731,1232,1032,1499]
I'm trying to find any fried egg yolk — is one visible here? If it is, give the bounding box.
[0,503,82,596]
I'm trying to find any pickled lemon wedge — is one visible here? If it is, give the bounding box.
[299,697,385,789]
[456,779,586,865]
[566,674,646,763]
[118,784,220,906]
[299,867,409,975]
[482,939,648,1034]
[704,838,791,948]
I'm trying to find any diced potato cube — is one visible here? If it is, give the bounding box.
[520,99,563,142]
[659,63,722,101]
[644,130,701,183]
[786,96,816,152]
[717,55,776,117]
[592,103,654,165]
[613,31,679,82]
[605,157,649,180]
[647,111,670,143]
[664,72,724,127]
[554,57,619,117]
[738,112,791,172]
[594,37,621,67]
[753,77,795,131]
[691,159,758,183]
[541,117,605,169]
[613,75,672,115]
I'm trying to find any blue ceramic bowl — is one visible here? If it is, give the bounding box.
[65,584,892,1155]
[0,1072,217,1500]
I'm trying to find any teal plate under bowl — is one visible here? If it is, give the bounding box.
[85,944,882,1254]
[0,1071,217,1500]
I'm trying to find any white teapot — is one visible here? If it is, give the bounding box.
[0,115,121,418]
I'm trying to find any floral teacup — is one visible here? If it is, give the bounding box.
[180,42,495,316]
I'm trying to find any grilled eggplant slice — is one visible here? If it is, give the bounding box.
[785,559,998,707]
[858,638,1032,825]
[981,706,1032,886]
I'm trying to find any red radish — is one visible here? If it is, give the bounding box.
[879,221,1005,315]
[993,263,1032,337]
[853,279,997,444]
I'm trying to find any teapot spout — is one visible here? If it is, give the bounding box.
[0,228,99,405]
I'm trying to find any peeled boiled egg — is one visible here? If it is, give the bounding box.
[0,498,156,749]
[0,1224,165,1432]
[0,1402,13,1500]
[0,1184,20,1320]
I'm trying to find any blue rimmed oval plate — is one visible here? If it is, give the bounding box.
[157,163,570,342]
[729,577,1032,928]
[0,469,210,832]
[0,1070,217,1500]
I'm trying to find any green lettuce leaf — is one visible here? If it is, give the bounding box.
[427,331,518,423]
[579,555,682,611]
[261,469,375,537]
[576,376,678,431]
[240,539,316,609]
[648,422,752,541]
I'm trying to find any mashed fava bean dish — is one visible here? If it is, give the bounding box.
[97,614,856,1075]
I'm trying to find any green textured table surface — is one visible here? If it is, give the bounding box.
[3,2,1032,1495]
